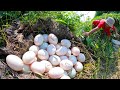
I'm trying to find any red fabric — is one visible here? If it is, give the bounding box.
[92,19,115,36]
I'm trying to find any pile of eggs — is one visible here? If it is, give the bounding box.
[6,33,86,79]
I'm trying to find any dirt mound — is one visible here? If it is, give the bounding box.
[0,18,94,79]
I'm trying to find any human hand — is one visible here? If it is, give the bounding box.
[83,32,90,37]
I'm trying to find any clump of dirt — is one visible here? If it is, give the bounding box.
[0,18,94,79]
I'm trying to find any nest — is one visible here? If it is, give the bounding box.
[0,18,95,79]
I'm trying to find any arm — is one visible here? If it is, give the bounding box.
[89,26,99,35]
[83,26,99,37]
[83,19,101,37]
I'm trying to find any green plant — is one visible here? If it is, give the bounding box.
[20,11,82,33]
[0,11,24,27]
[80,13,120,78]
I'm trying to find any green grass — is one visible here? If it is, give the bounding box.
[75,13,120,79]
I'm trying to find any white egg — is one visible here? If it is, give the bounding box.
[56,46,68,56]
[48,67,64,79]
[63,71,68,76]
[6,55,24,71]
[60,60,73,70]
[49,55,61,66]
[61,39,71,48]
[22,51,36,64]
[68,68,76,78]
[43,34,48,42]
[69,55,77,65]
[74,62,83,72]
[48,33,58,45]
[38,49,49,60]
[77,53,86,62]
[34,57,37,61]
[29,57,37,62]
[55,43,61,49]
[60,75,71,79]
[22,64,31,73]
[71,47,80,56]
[30,61,45,74]
[47,44,56,55]
[66,49,71,56]
[29,45,39,55]
[39,42,48,50]
[60,56,68,60]
[40,60,53,72]
[34,34,44,46]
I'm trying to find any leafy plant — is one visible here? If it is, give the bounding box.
[0,11,25,27]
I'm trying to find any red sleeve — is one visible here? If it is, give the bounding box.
[97,20,105,28]
[92,20,100,26]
